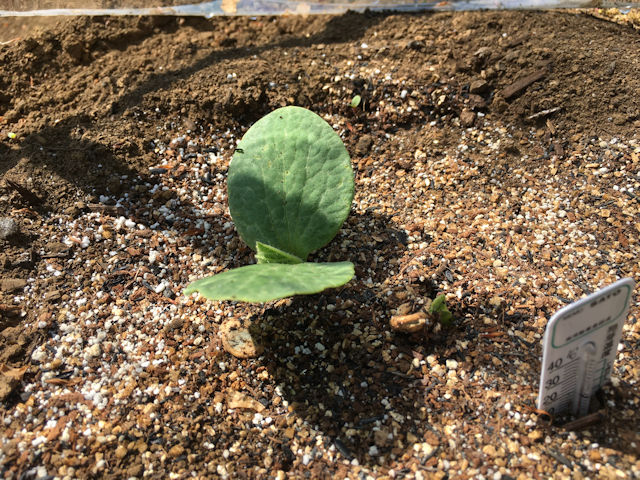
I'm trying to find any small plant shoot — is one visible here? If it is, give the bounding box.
[429,294,452,325]
[184,106,355,303]
[350,95,362,108]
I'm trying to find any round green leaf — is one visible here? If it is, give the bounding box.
[184,262,355,303]
[228,106,354,260]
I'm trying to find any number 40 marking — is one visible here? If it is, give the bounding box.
[548,358,563,371]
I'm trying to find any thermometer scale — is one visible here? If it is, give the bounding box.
[537,278,634,418]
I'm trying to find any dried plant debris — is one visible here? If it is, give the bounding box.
[0,10,639,480]
[219,318,264,358]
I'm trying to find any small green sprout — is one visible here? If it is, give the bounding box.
[428,294,453,325]
[350,95,362,108]
[184,106,355,303]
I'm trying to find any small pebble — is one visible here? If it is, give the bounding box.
[115,445,127,459]
[168,445,184,457]
[86,344,101,358]
[0,217,19,240]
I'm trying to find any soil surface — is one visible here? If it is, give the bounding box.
[1,9,639,480]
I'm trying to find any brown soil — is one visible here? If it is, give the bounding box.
[0,10,639,480]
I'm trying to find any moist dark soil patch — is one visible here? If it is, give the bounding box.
[0,10,639,480]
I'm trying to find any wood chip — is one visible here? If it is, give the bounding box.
[87,204,125,215]
[501,68,548,100]
[526,107,562,121]
[561,409,607,431]
[390,312,427,333]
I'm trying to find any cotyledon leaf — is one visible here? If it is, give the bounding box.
[184,262,354,303]
[429,294,453,325]
[255,241,303,264]
[228,106,354,260]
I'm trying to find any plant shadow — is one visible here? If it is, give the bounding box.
[547,375,640,458]
[252,209,468,468]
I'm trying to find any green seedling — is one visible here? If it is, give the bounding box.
[429,294,453,325]
[184,106,355,303]
[350,95,362,108]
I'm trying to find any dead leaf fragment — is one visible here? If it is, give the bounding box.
[0,364,27,381]
[226,390,265,412]
[219,318,263,358]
